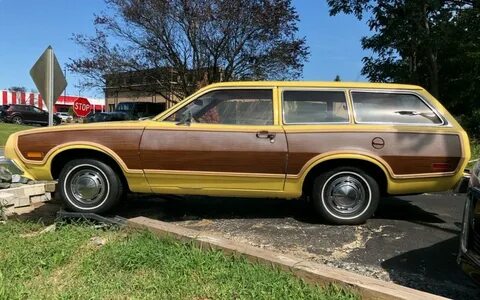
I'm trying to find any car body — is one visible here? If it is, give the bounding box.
[4,81,470,224]
[458,162,480,285]
[0,105,9,121]
[86,112,128,123]
[55,112,73,122]
[113,102,166,120]
[1,104,61,125]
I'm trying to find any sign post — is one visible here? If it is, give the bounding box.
[30,46,67,126]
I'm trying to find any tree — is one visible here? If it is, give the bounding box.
[333,75,341,81]
[69,0,309,100]
[8,86,27,93]
[326,0,480,136]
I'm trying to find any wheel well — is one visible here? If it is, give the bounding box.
[302,159,388,198]
[50,149,130,191]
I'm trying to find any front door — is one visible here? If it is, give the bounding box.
[140,88,287,193]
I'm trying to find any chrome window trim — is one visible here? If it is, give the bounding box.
[280,88,351,125]
[349,89,449,127]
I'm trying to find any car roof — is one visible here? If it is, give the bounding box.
[205,81,424,90]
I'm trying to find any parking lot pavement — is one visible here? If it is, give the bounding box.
[112,193,479,299]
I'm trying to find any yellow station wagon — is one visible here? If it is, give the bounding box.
[4,81,470,224]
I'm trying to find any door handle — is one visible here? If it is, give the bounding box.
[256,131,276,141]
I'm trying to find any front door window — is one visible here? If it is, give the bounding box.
[165,89,273,125]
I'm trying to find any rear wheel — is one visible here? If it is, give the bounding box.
[58,159,124,213]
[12,116,23,124]
[311,166,380,225]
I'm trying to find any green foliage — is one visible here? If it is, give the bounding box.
[460,110,480,140]
[327,0,479,136]
[334,75,341,81]
[70,0,309,98]
[67,106,74,116]
[0,221,358,299]
[0,123,33,146]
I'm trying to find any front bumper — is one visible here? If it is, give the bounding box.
[458,186,480,284]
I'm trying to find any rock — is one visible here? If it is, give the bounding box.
[0,167,12,183]
[11,174,29,184]
[90,236,107,247]
[0,182,10,189]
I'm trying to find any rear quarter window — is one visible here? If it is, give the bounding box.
[351,92,443,125]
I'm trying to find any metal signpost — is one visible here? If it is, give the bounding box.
[30,46,67,126]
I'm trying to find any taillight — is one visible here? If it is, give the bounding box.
[432,162,451,172]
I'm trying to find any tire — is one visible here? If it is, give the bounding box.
[58,159,124,213]
[311,166,380,225]
[53,119,60,126]
[12,116,23,125]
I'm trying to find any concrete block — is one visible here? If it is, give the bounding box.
[7,184,45,199]
[14,196,31,208]
[30,193,51,204]
[0,192,15,206]
[44,182,56,193]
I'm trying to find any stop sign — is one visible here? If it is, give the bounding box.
[73,98,92,118]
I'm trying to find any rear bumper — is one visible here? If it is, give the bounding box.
[2,115,13,122]
[458,186,480,285]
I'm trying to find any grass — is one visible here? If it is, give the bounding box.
[0,221,358,300]
[0,122,33,146]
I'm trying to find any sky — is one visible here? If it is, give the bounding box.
[0,0,371,98]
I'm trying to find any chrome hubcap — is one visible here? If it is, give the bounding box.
[324,175,366,215]
[70,169,106,205]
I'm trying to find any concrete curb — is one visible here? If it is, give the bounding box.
[128,217,447,300]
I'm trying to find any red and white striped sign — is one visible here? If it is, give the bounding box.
[0,90,105,112]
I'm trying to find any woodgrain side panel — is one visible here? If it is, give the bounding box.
[285,131,462,176]
[17,129,144,169]
[140,129,288,174]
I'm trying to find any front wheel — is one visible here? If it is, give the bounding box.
[311,167,380,225]
[58,159,124,213]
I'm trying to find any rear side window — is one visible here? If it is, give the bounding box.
[351,92,443,125]
[283,90,349,124]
